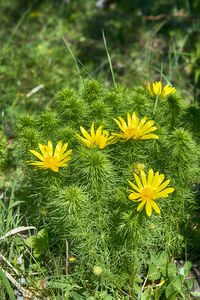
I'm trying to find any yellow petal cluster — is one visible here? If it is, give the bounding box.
[29,140,72,172]
[147,81,176,97]
[113,112,159,141]
[76,122,116,149]
[134,162,145,174]
[93,266,103,276]
[128,169,174,217]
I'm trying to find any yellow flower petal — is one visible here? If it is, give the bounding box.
[152,172,159,188]
[47,140,53,155]
[29,161,45,166]
[157,179,170,192]
[61,143,68,154]
[127,113,132,127]
[118,116,127,130]
[162,85,176,97]
[146,201,152,216]
[140,120,155,132]
[96,126,103,141]
[113,118,124,131]
[158,174,165,185]
[157,188,174,198]
[60,149,73,160]
[153,81,162,96]
[54,141,63,157]
[131,112,139,126]
[128,180,141,193]
[51,166,59,172]
[57,161,69,167]
[29,150,44,161]
[140,170,147,186]
[148,169,154,185]
[103,130,109,137]
[91,122,95,137]
[137,200,146,211]
[140,134,159,140]
[129,193,141,201]
[80,126,92,141]
[142,126,158,135]
[147,83,154,96]
[151,200,161,214]
[138,116,147,129]
[133,173,143,190]
[77,134,92,147]
[38,143,47,157]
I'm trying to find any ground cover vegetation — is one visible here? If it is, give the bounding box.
[0,0,200,299]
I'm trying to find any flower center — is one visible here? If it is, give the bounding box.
[43,156,58,168]
[92,134,107,149]
[125,127,140,139]
[141,186,155,201]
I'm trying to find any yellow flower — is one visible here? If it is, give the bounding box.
[30,11,43,18]
[68,256,76,263]
[113,112,159,141]
[93,266,103,276]
[134,162,145,174]
[147,81,176,97]
[29,140,72,172]
[157,280,165,287]
[128,169,174,217]
[77,122,116,149]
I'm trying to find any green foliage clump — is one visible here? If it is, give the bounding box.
[16,80,199,295]
[0,131,8,170]
[146,253,194,299]
[182,104,200,140]
[25,229,49,259]
[56,88,88,124]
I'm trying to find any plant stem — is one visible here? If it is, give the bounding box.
[153,94,160,115]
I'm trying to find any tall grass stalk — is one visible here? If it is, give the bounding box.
[102,30,117,88]
[62,36,85,88]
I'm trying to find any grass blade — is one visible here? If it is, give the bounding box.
[62,36,84,87]
[0,269,15,300]
[102,29,117,88]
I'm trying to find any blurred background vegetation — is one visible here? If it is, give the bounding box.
[0,0,200,137]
